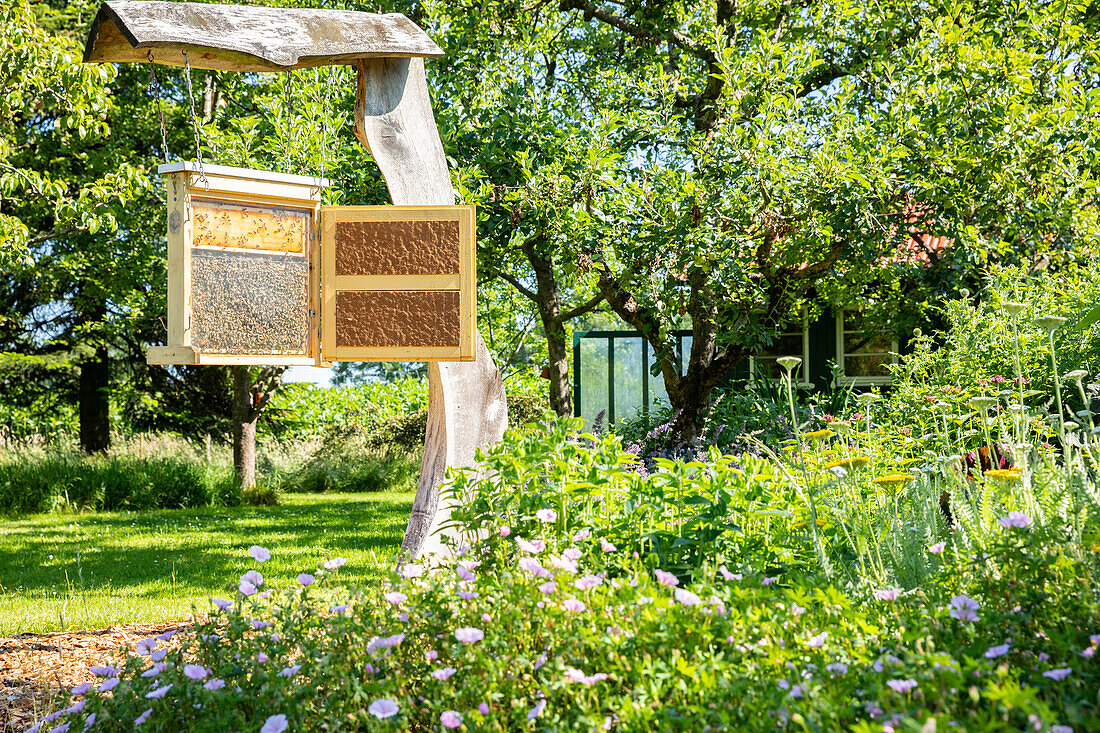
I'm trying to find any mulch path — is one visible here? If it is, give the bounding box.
[0,621,190,732]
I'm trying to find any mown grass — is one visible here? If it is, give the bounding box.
[0,491,413,636]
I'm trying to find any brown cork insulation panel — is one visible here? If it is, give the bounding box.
[334,219,460,275]
[336,290,460,348]
[191,249,309,354]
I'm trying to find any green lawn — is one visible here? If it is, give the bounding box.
[0,491,413,636]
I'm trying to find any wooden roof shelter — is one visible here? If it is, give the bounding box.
[83,1,442,71]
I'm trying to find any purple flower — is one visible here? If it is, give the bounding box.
[1043,667,1072,680]
[807,632,828,648]
[278,665,302,678]
[456,565,476,582]
[572,528,590,541]
[63,700,85,714]
[432,667,457,681]
[654,569,680,587]
[150,649,167,662]
[330,604,347,614]
[239,570,263,596]
[135,637,157,656]
[1080,646,1095,658]
[183,664,207,680]
[886,679,917,694]
[145,684,172,699]
[984,643,1010,659]
[204,679,225,690]
[997,511,1032,528]
[141,662,166,679]
[251,619,269,630]
[478,703,489,715]
[260,714,288,733]
[527,700,547,721]
[874,589,902,601]
[440,711,463,729]
[454,627,484,643]
[256,652,269,663]
[928,542,946,554]
[949,594,980,622]
[134,709,152,725]
[70,683,91,695]
[298,573,315,587]
[674,588,702,606]
[456,590,478,600]
[368,699,400,719]
[322,556,347,570]
[249,545,271,562]
[718,565,742,581]
[539,581,557,594]
[98,677,121,691]
[536,508,557,523]
[518,557,550,577]
[762,576,779,586]
[826,662,848,676]
[384,591,407,604]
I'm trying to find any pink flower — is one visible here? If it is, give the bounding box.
[478,703,489,715]
[886,679,917,694]
[322,556,347,570]
[499,525,511,537]
[536,509,557,523]
[790,603,805,616]
[145,684,172,699]
[456,590,478,600]
[762,576,779,586]
[573,528,590,541]
[574,574,603,590]
[384,591,407,605]
[674,588,702,606]
[432,667,457,681]
[654,569,680,587]
[454,627,484,643]
[248,545,271,563]
[440,711,463,729]
[565,666,609,685]
[949,594,980,622]
[183,664,206,680]
[539,581,557,594]
[550,555,578,573]
[517,537,546,555]
[600,538,616,552]
[481,612,492,623]
[984,643,1010,659]
[400,563,423,578]
[807,632,828,648]
[874,589,902,601]
[204,679,225,690]
[518,556,550,577]
[561,597,586,613]
[456,565,476,582]
[134,709,152,725]
[562,547,582,561]
[1043,667,1072,680]
[928,542,946,554]
[298,573,315,587]
[997,511,1032,528]
[718,565,742,581]
[239,570,263,596]
[368,699,400,719]
[260,714,287,733]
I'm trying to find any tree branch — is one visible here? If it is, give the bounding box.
[559,291,605,321]
[557,0,712,61]
[489,267,539,302]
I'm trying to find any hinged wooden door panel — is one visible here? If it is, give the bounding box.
[319,206,475,361]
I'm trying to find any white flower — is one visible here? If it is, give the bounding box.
[400,563,423,578]
[260,714,288,733]
[322,556,347,570]
[674,588,702,606]
[536,508,557,523]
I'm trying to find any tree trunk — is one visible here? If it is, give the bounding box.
[230,365,257,490]
[79,343,110,453]
[544,317,572,416]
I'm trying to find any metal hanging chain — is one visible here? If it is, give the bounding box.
[146,52,170,164]
[318,65,336,182]
[284,71,294,174]
[181,50,209,189]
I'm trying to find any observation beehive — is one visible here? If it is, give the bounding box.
[145,163,476,366]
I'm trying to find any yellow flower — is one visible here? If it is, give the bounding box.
[1091,543,1100,553]
[874,474,918,486]
[816,517,828,527]
[984,469,1022,482]
[803,429,834,441]
[824,457,870,471]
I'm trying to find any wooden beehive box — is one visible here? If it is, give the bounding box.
[146,163,476,366]
[147,162,328,366]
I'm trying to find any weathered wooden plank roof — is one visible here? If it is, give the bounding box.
[83,1,443,72]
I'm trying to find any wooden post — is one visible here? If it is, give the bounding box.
[355,57,508,559]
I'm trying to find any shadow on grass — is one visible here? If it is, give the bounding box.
[0,494,413,601]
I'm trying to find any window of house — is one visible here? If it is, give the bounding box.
[750,313,811,386]
[836,310,897,385]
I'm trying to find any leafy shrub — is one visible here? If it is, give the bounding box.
[0,450,237,515]
[279,443,419,495]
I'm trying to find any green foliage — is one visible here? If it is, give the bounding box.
[279,444,419,495]
[0,450,235,515]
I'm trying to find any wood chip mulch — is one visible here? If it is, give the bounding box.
[0,621,190,732]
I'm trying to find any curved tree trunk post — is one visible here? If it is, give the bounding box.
[354,57,508,561]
